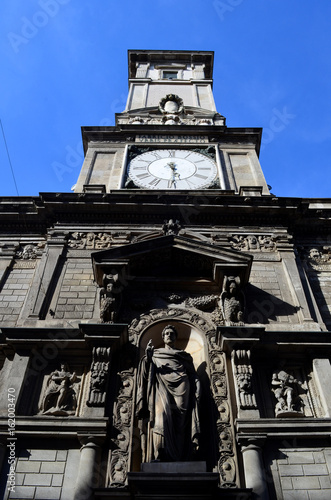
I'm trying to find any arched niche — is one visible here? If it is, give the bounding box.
[138,319,207,372]
[131,317,221,472]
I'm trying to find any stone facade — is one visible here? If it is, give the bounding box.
[0,50,331,500]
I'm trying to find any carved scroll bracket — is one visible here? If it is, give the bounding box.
[221,276,245,326]
[87,347,111,407]
[232,350,259,417]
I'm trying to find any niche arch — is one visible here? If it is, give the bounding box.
[138,319,207,373]
[129,310,220,472]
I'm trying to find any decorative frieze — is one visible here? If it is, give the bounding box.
[15,243,45,259]
[68,231,132,249]
[305,246,331,270]
[162,292,220,312]
[229,234,277,252]
[118,116,216,126]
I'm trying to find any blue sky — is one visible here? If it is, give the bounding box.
[0,0,330,198]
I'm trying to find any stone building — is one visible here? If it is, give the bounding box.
[0,49,331,500]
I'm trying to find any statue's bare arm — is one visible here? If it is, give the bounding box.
[145,339,154,361]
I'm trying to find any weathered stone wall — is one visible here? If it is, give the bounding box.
[2,447,79,500]
[246,261,299,325]
[306,269,331,329]
[0,263,36,326]
[270,448,331,500]
[52,258,96,321]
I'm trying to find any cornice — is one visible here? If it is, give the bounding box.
[0,193,330,234]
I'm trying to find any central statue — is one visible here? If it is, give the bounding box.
[136,325,201,462]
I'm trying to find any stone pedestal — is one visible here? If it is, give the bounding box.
[141,461,206,473]
[126,461,252,499]
[129,470,219,499]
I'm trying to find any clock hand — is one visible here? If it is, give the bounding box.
[167,161,177,171]
[167,161,180,180]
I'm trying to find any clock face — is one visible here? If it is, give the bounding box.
[127,149,218,189]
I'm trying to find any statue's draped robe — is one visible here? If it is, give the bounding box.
[136,347,200,462]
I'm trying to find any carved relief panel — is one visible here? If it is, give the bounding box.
[35,362,85,417]
[257,361,319,418]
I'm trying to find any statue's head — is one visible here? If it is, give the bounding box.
[309,248,321,260]
[162,325,178,346]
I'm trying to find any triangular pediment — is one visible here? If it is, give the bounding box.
[92,235,252,290]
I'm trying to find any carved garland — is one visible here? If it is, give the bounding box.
[206,330,237,487]
[109,365,135,487]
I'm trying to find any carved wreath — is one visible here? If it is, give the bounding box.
[158,94,184,115]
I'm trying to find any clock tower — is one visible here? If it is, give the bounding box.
[74,50,270,195]
[4,49,331,500]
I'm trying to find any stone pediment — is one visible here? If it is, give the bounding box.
[92,235,252,290]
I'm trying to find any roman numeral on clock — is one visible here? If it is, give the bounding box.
[149,178,161,186]
[149,152,161,160]
[184,179,196,188]
[137,173,151,180]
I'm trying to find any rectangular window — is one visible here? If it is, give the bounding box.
[163,71,178,80]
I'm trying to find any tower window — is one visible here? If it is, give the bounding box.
[163,71,178,80]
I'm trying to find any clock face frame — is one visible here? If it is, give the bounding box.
[127,149,218,190]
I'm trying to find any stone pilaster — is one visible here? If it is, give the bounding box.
[281,251,317,325]
[0,243,18,287]
[74,436,103,500]
[312,358,331,417]
[0,350,30,416]
[240,438,269,500]
[23,233,67,320]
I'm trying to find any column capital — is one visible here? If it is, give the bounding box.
[77,433,105,449]
[237,435,267,451]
